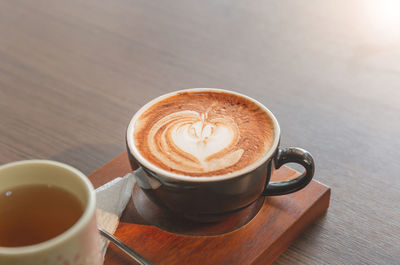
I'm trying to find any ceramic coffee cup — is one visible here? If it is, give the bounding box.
[0,160,102,265]
[126,88,315,222]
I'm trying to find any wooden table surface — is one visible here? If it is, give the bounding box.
[1,0,399,264]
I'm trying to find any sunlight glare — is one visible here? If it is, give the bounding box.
[364,0,400,43]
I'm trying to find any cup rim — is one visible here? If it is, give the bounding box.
[127,88,281,182]
[0,160,96,255]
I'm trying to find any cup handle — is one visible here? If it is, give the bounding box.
[262,147,315,196]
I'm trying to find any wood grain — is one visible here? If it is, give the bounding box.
[88,152,330,265]
[1,0,400,264]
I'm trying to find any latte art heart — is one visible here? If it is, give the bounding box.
[148,111,244,174]
[133,91,275,176]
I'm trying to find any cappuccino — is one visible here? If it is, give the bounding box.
[133,90,275,176]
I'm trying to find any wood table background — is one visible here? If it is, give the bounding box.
[1,0,399,264]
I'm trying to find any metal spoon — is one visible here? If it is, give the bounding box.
[98,227,154,265]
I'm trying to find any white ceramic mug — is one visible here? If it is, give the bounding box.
[0,160,102,265]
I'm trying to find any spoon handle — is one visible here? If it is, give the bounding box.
[98,227,154,265]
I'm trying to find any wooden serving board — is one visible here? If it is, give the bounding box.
[88,153,330,265]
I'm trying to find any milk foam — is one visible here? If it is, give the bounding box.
[133,90,275,177]
[147,110,244,174]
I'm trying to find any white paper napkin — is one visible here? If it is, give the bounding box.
[95,172,136,260]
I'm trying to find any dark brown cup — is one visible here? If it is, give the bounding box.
[126,88,315,222]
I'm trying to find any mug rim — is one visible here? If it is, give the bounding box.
[0,160,96,255]
[126,88,281,182]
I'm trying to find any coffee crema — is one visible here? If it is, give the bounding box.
[134,91,275,176]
